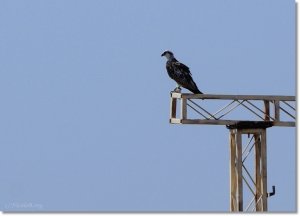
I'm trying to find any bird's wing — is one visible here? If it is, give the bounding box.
[173,61,192,75]
[171,61,193,84]
[166,61,190,78]
[168,61,201,93]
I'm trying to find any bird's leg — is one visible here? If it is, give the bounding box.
[174,84,182,93]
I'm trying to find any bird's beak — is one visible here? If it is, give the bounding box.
[161,53,165,57]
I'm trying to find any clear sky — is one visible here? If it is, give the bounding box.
[0,0,295,212]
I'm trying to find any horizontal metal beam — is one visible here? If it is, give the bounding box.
[170,119,295,127]
[171,92,295,101]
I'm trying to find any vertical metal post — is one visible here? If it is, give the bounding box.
[254,129,268,211]
[274,100,280,121]
[170,96,177,120]
[260,129,268,211]
[229,129,243,211]
[254,134,262,211]
[181,97,187,120]
[230,130,237,211]
[236,130,243,211]
[264,100,270,121]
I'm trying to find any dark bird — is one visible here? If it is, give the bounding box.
[161,50,203,94]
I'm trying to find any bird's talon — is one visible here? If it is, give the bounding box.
[174,87,182,93]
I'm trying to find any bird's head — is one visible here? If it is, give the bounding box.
[161,50,174,60]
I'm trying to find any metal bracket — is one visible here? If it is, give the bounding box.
[267,185,276,197]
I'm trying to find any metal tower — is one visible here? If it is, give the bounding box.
[169,92,295,212]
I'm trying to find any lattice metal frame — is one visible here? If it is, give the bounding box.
[170,92,296,127]
[168,92,295,212]
[229,128,268,212]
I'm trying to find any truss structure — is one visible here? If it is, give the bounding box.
[170,92,295,127]
[229,127,270,211]
[169,92,295,212]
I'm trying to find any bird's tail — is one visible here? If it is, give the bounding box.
[192,89,203,94]
[189,80,203,94]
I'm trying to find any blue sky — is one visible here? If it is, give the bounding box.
[0,0,295,212]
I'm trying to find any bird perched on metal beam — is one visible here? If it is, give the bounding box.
[161,50,203,94]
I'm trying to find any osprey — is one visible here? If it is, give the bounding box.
[161,50,203,94]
